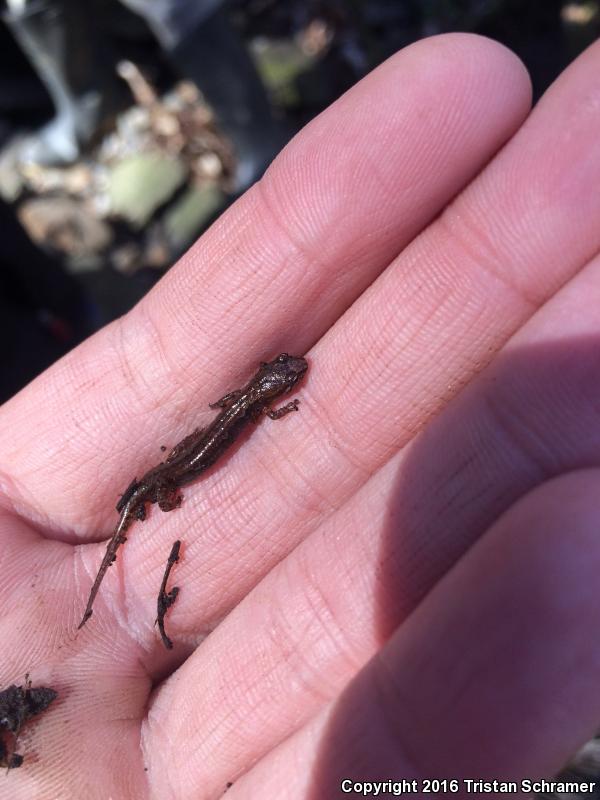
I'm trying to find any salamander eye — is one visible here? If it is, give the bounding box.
[278,353,288,362]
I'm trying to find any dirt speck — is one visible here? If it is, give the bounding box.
[0,678,57,771]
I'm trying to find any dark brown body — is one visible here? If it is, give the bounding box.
[78,353,308,629]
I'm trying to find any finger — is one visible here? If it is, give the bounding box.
[0,34,530,536]
[228,470,600,798]
[304,36,600,477]
[121,36,600,645]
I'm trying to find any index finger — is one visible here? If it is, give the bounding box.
[0,34,531,537]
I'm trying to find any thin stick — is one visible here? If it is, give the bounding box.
[156,540,182,649]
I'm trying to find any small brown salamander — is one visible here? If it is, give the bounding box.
[78,353,308,630]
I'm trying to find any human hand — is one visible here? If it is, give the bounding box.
[2,33,600,799]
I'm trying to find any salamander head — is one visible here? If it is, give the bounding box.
[257,353,308,397]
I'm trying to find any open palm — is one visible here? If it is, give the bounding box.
[2,33,600,800]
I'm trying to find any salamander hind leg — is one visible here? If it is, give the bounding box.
[157,484,182,512]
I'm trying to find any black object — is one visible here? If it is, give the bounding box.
[0,201,90,402]
[3,0,127,164]
[168,7,289,190]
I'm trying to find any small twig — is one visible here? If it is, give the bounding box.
[156,540,182,649]
[116,60,159,109]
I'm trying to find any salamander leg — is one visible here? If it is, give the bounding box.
[157,485,182,512]
[165,427,205,463]
[266,399,300,420]
[209,390,243,409]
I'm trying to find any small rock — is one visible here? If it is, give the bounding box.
[195,152,222,179]
[111,243,142,274]
[18,197,113,256]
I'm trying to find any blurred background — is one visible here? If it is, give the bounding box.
[0,0,598,406]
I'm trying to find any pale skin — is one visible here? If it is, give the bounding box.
[1,32,600,799]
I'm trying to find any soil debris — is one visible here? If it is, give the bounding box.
[0,677,57,771]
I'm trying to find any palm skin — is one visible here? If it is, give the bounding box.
[2,32,600,799]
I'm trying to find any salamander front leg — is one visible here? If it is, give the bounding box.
[165,427,205,463]
[265,399,300,420]
[209,390,243,409]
